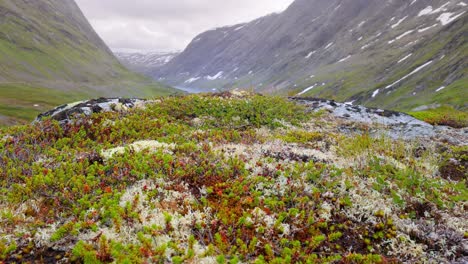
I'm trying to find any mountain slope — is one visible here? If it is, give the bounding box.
[0,0,176,126]
[153,0,467,111]
[115,51,179,76]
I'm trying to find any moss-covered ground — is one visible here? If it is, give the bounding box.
[408,106,468,128]
[0,93,466,263]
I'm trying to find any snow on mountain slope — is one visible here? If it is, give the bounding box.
[115,51,179,75]
[153,0,467,111]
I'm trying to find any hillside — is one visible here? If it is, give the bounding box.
[153,0,467,111]
[0,92,466,263]
[115,51,180,76]
[0,0,176,126]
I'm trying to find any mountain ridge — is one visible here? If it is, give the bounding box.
[0,0,176,126]
[153,0,467,111]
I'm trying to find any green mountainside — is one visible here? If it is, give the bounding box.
[153,0,467,112]
[0,0,176,126]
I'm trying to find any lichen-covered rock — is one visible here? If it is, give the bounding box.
[35,98,149,124]
[292,97,468,144]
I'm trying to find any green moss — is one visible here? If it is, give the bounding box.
[408,106,468,128]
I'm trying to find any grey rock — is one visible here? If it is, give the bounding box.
[35,98,147,124]
[291,97,467,144]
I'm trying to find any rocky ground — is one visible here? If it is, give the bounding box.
[291,97,468,145]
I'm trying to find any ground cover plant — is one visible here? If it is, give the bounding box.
[408,106,468,128]
[0,92,466,263]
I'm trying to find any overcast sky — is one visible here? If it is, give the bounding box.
[75,0,294,53]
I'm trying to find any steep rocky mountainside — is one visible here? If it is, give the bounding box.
[0,92,466,263]
[153,0,467,111]
[0,0,176,126]
[115,51,180,75]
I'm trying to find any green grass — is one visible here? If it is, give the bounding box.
[408,106,468,128]
[0,0,179,127]
[287,17,468,112]
[0,82,178,127]
[0,83,90,126]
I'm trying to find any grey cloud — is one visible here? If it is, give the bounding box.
[75,0,294,52]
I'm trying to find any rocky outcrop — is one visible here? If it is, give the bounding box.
[291,97,468,144]
[35,98,148,124]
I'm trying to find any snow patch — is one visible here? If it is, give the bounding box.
[437,11,466,25]
[185,77,200,84]
[305,50,316,59]
[391,16,408,29]
[357,36,363,41]
[410,0,418,5]
[385,60,433,89]
[357,21,366,27]
[418,2,451,16]
[458,2,467,7]
[324,42,334,49]
[397,53,413,64]
[435,86,446,92]
[206,71,223,80]
[338,55,352,63]
[418,24,439,32]
[388,30,414,44]
[372,89,380,98]
[234,25,246,31]
[418,6,433,16]
[297,84,317,96]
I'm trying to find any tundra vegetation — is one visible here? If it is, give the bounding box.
[0,92,466,263]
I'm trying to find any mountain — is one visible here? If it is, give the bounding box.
[153,0,467,111]
[115,51,179,76]
[0,0,176,126]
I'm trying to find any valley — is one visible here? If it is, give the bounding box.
[151,0,467,112]
[0,0,178,126]
[0,0,466,262]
